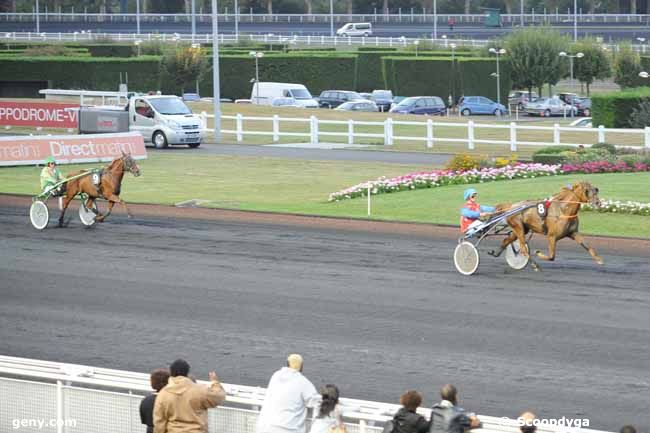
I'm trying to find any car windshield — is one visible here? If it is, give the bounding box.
[396,97,417,107]
[149,97,192,115]
[290,89,312,99]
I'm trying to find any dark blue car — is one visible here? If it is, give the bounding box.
[389,96,446,115]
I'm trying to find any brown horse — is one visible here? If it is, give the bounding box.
[491,181,603,270]
[58,152,141,227]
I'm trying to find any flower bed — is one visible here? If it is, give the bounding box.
[328,161,650,202]
[583,200,650,216]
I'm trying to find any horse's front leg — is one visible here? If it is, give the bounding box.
[570,232,604,265]
[105,194,133,219]
[86,197,102,217]
[535,236,557,261]
[489,231,517,257]
[96,201,115,222]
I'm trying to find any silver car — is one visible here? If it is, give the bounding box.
[334,100,379,112]
[525,97,577,117]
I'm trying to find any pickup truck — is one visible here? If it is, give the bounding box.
[79,94,204,148]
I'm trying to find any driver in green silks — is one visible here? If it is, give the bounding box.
[40,156,64,195]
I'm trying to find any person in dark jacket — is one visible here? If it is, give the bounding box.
[140,369,171,433]
[393,390,429,433]
[429,385,480,433]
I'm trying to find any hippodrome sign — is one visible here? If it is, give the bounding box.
[0,132,147,167]
[0,101,79,129]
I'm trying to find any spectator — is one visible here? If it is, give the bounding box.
[309,384,346,433]
[392,390,429,433]
[429,385,480,433]
[620,426,636,433]
[256,354,322,433]
[153,359,226,433]
[518,411,536,433]
[140,368,170,433]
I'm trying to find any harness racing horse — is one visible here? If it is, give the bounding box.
[490,181,603,270]
[58,152,141,227]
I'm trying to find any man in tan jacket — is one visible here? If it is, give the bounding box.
[154,359,226,433]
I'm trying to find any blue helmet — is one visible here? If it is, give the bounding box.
[464,188,477,201]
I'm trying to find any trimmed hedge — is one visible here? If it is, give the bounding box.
[592,87,650,128]
[382,56,511,103]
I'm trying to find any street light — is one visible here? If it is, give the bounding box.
[573,0,577,41]
[559,51,584,91]
[639,71,649,78]
[211,0,221,143]
[433,0,437,40]
[35,0,40,33]
[136,0,140,34]
[329,0,334,37]
[249,51,264,103]
[489,48,506,107]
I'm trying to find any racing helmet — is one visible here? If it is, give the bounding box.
[464,188,477,201]
[44,156,57,165]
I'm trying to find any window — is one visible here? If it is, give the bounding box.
[479,97,491,104]
[149,97,191,115]
[414,99,426,108]
[135,100,153,118]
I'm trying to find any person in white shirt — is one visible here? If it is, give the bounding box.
[257,354,322,433]
[309,385,345,433]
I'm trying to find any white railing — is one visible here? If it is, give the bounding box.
[0,355,612,433]
[2,31,647,52]
[1,12,650,24]
[200,113,650,151]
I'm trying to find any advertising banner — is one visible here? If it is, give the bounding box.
[0,101,79,129]
[0,132,147,167]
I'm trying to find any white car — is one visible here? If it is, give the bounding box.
[336,22,372,37]
[251,82,318,108]
[569,117,593,127]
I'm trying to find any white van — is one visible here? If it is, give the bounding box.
[336,22,372,37]
[250,82,319,108]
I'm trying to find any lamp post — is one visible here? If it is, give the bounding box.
[489,47,506,106]
[330,0,334,37]
[249,51,264,103]
[191,0,196,41]
[211,0,221,143]
[136,0,140,34]
[573,0,577,41]
[520,0,524,27]
[559,51,584,91]
[433,0,437,40]
[35,0,40,33]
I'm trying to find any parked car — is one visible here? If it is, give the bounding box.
[390,96,407,110]
[359,92,373,100]
[272,97,302,108]
[525,97,577,117]
[572,97,592,116]
[508,90,538,110]
[182,93,201,102]
[336,22,372,37]
[556,92,581,105]
[334,100,379,112]
[251,82,319,108]
[371,89,393,112]
[317,90,364,108]
[458,96,506,116]
[389,96,446,115]
[569,117,592,127]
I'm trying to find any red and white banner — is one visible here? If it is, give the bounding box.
[0,101,79,128]
[0,132,147,167]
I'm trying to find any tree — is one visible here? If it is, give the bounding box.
[161,45,209,94]
[506,27,569,96]
[613,44,641,89]
[573,39,612,95]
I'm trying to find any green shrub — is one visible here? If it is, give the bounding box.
[446,154,481,170]
[87,44,135,57]
[565,148,617,164]
[591,87,650,128]
[532,145,575,156]
[531,153,568,164]
[620,154,645,167]
[590,142,618,154]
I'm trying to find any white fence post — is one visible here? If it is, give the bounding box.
[273,114,279,142]
[236,113,243,142]
[310,115,319,145]
[200,111,208,130]
[510,122,517,152]
[553,123,560,145]
[384,118,393,145]
[426,119,433,148]
[467,120,475,150]
[348,119,354,145]
[645,127,650,149]
[598,125,605,143]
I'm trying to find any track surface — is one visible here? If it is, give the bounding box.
[2,21,650,40]
[1,197,649,431]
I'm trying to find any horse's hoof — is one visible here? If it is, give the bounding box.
[596,258,604,265]
[127,214,133,219]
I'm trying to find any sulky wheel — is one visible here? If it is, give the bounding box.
[30,200,50,230]
[453,241,480,275]
[504,241,530,270]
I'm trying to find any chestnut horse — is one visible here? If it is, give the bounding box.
[491,181,603,270]
[58,152,141,227]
